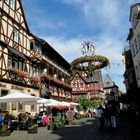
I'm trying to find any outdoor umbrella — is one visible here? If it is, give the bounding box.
[59,101,71,107]
[37,98,51,104]
[0,92,40,104]
[46,99,61,107]
[37,98,52,111]
[70,102,80,106]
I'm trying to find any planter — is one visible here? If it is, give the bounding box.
[0,131,11,136]
[47,124,57,130]
[27,128,38,134]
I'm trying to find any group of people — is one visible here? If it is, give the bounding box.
[95,102,119,131]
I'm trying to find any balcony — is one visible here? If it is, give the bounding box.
[7,67,28,78]
[41,74,71,90]
[30,76,41,84]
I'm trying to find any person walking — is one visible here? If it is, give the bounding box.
[110,104,118,129]
[96,106,104,130]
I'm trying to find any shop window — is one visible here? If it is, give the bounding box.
[12,102,16,110]
[18,103,24,111]
[30,94,36,111]
[0,90,8,111]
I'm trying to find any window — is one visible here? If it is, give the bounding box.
[137,33,140,49]
[19,61,23,71]
[8,57,12,68]
[18,103,24,111]
[136,65,139,80]
[10,0,15,10]
[30,42,34,50]
[5,0,15,10]
[0,90,8,111]
[12,58,18,68]
[30,94,36,111]
[139,63,140,80]
[12,102,16,110]
[132,13,138,29]
[13,27,19,43]
[131,44,135,56]
[5,0,9,5]
[134,39,138,53]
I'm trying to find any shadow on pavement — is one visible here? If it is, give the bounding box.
[50,118,140,140]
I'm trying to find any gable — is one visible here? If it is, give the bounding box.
[103,74,114,88]
[129,3,140,21]
[71,73,86,84]
[129,3,140,29]
[1,0,30,33]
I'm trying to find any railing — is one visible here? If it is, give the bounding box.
[41,74,71,90]
[7,67,28,78]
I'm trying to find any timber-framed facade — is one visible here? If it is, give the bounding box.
[71,70,105,100]
[0,0,72,115]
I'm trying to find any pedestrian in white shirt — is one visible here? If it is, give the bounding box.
[96,106,104,130]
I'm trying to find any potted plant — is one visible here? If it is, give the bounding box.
[47,121,57,130]
[0,125,11,136]
[27,124,38,134]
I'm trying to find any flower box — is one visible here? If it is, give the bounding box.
[27,128,38,134]
[0,131,11,136]
[0,125,11,137]
[47,122,57,130]
[30,76,41,83]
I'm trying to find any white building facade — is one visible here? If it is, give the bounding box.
[127,3,140,88]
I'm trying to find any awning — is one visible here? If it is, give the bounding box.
[7,46,28,60]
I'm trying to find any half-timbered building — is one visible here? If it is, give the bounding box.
[0,0,71,115]
[71,70,105,101]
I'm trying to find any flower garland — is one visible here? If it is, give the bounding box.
[71,55,109,72]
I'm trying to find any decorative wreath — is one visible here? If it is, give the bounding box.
[71,55,109,72]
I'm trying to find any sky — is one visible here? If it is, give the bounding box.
[21,0,140,92]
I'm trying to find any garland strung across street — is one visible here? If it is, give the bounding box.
[70,41,110,75]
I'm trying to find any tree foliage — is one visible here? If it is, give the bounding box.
[76,96,104,111]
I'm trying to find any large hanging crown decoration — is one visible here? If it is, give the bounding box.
[71,41,109,76]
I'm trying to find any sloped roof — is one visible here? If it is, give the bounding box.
[71,70,102,84]
[19,0,30,33]
[31,34,70,70]
[103,74,115,88]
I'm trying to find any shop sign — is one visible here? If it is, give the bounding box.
[11,85,24,91]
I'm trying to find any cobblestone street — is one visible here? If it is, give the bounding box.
[1,118,139,140]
